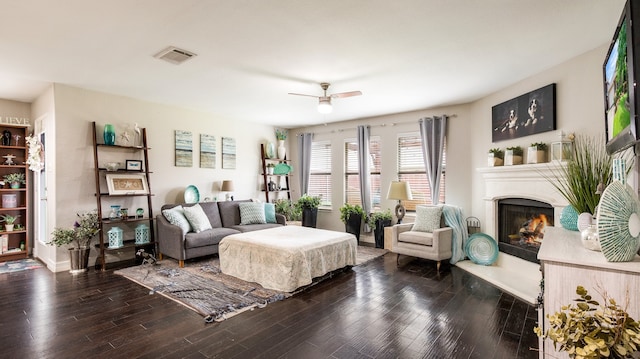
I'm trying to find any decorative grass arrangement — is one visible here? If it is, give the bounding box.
[544,135,631,215]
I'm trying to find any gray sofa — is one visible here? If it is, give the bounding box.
[157,200,285,267]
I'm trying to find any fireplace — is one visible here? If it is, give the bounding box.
[497,198,554,263]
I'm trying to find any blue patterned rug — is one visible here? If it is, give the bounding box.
[0,258,44,274]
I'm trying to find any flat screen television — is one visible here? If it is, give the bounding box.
[604,0,640,154]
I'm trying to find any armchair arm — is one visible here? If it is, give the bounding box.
[156,214,186,261]
[276,213,286,225]
[431,227,453,256]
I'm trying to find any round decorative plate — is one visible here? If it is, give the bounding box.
[596,181,640,262]
[273,163,292,175]
[465,232,499,265]
[184,185,200,204]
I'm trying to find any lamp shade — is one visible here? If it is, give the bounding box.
[387,181,413,201]
[221,180,234,192]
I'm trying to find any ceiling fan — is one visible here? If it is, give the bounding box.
[288,82,362,114]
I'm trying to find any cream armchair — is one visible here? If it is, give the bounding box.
[390,222,453,271]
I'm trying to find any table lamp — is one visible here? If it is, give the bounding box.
[221,180,235,201]
[386,181,412,224]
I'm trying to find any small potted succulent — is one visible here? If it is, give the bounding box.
[527,142,548,164]
[339,203,364,242]
[366,209,393,248]
[3,172,25,189]
[0,214,20,231]
[505,146,523,165]
[266,163,275,175]
[488,148,504,167]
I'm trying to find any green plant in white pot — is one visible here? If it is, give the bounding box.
[48,211,100,274]
[3,172,25,189]
[0,214,20,231]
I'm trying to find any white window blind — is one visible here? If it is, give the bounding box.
[397,133,446,210]
[308,140,332,207]
[344,137,381,209]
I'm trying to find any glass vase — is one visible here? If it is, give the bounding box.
[103,124,116,145]
[580,224,601,251]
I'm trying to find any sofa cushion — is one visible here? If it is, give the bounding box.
[184,227,240,249]
[161,205,192,235]
[411,205,442,233]
[264,203,277,223]
[239,202,266,224]
[183,204,213,233]
[398,230,434,246]
[193,201,223,228]
[229,223,283,232]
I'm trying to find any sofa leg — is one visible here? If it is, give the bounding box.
[436,260,441,272]
[179,260,185,268]
[396,253,401,266]
[158,253,163,261]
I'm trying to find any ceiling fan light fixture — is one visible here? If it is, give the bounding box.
[318,97,332,114]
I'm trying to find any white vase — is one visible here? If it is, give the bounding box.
[277,140,286,160]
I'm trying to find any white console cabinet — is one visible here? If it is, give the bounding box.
[537,226,640,358]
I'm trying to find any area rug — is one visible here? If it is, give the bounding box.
[0,258,44,274]
[115,246,387,322]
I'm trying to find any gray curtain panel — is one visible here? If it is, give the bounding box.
[419,115,447,204]
[357,125,372,232]
[297,132,314,195]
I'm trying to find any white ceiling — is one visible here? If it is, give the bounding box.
[0,0,626,127]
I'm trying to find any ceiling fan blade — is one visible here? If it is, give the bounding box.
[331,90,362,99]
[288,92,320,98]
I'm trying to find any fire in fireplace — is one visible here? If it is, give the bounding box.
[498,198,554,263]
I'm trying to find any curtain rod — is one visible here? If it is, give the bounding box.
[296,113,457,136]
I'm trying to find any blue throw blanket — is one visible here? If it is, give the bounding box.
[442,204,468,264]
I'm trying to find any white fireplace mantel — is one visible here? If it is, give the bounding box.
[477,162,569,241]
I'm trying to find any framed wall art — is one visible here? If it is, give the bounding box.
[105,173,149,195]
[175,130,193,167]
[200,134,216,169]
[222,137,236,169]
[491,83,556,142]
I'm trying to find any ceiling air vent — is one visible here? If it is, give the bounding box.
[153,46,197,65]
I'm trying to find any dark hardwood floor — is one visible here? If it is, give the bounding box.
[0,252,539,358]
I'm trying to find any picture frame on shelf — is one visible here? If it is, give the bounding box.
[105,173,149,195]
[125,160,142,171]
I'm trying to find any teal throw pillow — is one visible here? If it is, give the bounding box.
[182,204,213,233]
[162,205,192,235]
[264,203,277,223]
[240,202,266,225]
[411,205,443,233]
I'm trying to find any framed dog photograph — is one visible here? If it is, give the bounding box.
[125,160,142,171]
[106,174,149,195]
[491,83,556,142]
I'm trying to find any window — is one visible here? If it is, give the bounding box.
[344,137,381,209]
[397,133,446,210]
[308,140,332,207]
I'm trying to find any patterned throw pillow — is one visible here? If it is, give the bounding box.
[162,205,192,235]
[411,205,443,233]
[182,204,213,233]
[264,203,277,223]
[240,202,266,225]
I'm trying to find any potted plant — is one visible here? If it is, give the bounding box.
[505,146,523,165]
[366,209,393,248]
[339,203,364,242]
[275,128,288,159]
[3,172,25,189]
[47,210,100,274]
[0,214,20,231]
[266,163,275,175]
[535,285,640,358]
[527,142,548,164]
[296,194,321,228]
[488,148,504,167]
[274,198,302,224]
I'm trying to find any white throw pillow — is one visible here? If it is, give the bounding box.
[411,205,443,233]
[240,202,267,225]
[182,204,213,233]
[162,205,192,235]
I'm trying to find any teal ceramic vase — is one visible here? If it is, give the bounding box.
[103,124,116,145]
[560,205,579,231]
